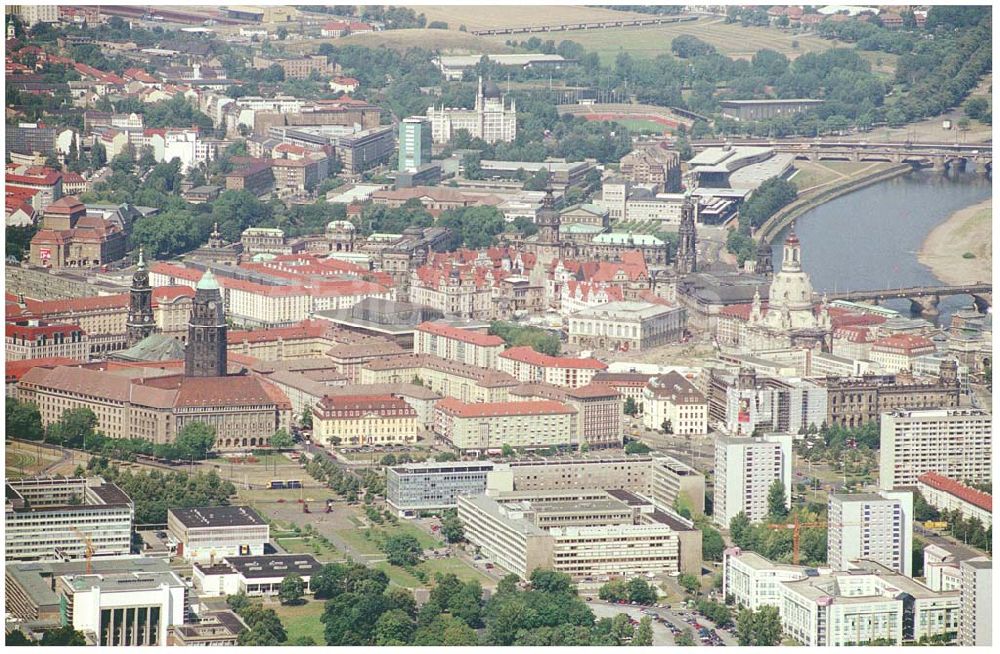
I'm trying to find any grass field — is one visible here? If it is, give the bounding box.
[275,536,344,561]
[415,4,650,32]
[487,16,841,64]
[789,161,895,193]
[274,601,326,644]
[419,557,495,586]
[610,118,671,134]
[281,29,515,54]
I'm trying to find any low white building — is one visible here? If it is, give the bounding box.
[193,554,322,597]
[723,547,812,611]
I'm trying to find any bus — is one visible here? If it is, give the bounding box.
[286,480,303,489]
[268,480,287,490]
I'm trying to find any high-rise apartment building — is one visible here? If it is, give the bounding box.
[879,409,992,490]
[828,490,913,576]
[398,116,432,172]
[713,432,793,527]
[959,557,992,646]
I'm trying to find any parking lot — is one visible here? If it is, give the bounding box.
[587,600,737,646]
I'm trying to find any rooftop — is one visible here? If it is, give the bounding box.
[917,472,992,512]
[169,505,265,529]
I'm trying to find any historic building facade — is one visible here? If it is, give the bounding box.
[426,77,517,144]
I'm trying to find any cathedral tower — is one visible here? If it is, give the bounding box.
[185,269,228,378]
[754,238,773,276]
[126,247,156,346]
[675,191,697,275]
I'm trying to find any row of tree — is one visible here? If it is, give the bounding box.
[488,321,562,356]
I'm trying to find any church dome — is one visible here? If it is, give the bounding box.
[196,269,220,291]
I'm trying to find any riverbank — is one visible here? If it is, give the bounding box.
[918,198,992,285]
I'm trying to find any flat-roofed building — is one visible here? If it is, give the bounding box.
[713,432,793,527]
[167,506,269,563]
[829,491,913,577]
[193,554,322,597]
[167,610,246,646]
[489,456,652,494]
[651,455,706,516]
[723,547,811,611]
[917,472,992,529]
[57,570,187,646]
[569,301,687,352]
[5,476,134,561]
[434,397,577,453]
[387,461,497,516]
[313,394,419,447]
[778,562,959,646]
[879,409,992,490]
[719,99,824,122]
[414,321,504,369]
[959,557,992,646]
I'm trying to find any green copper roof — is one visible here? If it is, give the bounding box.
[196,268,220,291]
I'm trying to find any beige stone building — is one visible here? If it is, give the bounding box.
[413,321,505,369]
[434,397,577,452]
[641,371,709,435]
[313,394,419,447]
[360,353,519,403]
[509,382,624,449]
[29,197,127,269]
[569,301,687,352]
[498,346,607,388]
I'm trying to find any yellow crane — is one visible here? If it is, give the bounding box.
[766,515,861,565]
[71,527,94,574]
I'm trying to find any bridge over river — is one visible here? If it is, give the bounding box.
[825,283,992,317]
[692,139,992,173]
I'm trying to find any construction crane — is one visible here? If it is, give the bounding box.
[71,527,95,574]
[767,515,861,565]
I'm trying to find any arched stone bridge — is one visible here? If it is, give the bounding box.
[693,140,992,173]
[825,283,992,317]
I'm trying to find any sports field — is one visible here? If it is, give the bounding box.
[281,29,515,54]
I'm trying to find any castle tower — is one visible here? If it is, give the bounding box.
[126,247,156,346]
[207,221,225,249]
[754,238,773,276]
[184,269,228,378]
[675,191,697,275]
[939,358,959,386]
[536,184,560,246]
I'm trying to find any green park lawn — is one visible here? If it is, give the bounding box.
[274,600,326,644]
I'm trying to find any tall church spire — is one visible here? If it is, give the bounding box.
[126,246,155,346]
[185,269,228,378]
[675,190,697,275]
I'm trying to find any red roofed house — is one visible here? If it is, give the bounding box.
[870,333,936,373]
[6,164,62,210]
[329,76,359,95]
[917,472,992,529]
[498,346,607,388]
[6,186,39,227]
[313,394,417,446]
[414,321,504,368]
[6,356,83,395]
[6,322,89,362]
[28,196,126,269]
[434,396,578,453]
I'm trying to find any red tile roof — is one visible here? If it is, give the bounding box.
[500,346,607,370]
[416,321,504,347]
[871,333,936,353]
[317,394,413,414]
[918,472,992,512]
[229,319,333,344]
[6,356,84,383]
[436,396,575,418]
[6,323,85,339]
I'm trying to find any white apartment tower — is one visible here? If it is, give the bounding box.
[426,77,517,144]
[959,557,992,646]
[828,490,913,577]
[879,408,992,490]
[713,432,793,527]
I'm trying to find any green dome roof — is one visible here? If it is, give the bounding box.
[196,269,220,291]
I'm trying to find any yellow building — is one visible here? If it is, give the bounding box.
[313,394,418,447]
[434,397,577,453]
[360,353,519,403]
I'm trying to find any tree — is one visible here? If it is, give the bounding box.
[38,626,87,646]
[678,573,700,595]
[46,407,97,448]
[624,440,651,455]
[461,153,482,180]
[501,444,515,458]
[269,429,294,450]
[174,422,215,460]
[965,97,990,121]
[700,525,725,562]
[662,419,673,434]
[7,398,44,440]
[276,26,288,40]
[634,616,653,646]
[381,533,423,567]
[625,577,658,605]
[599,578,628,602]
[766,480,789,522]
[301,406,313,430]
[675,628,696,646]
[624,398,639,416]
[91,141,107,168]
[441,512,465,543]
[735,606,782,646]
[374,608,414,645]
[278,573,305,605]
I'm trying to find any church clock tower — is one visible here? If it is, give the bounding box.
[185,269,228,378]
[674,191,698,275]
[126,247,156,346]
